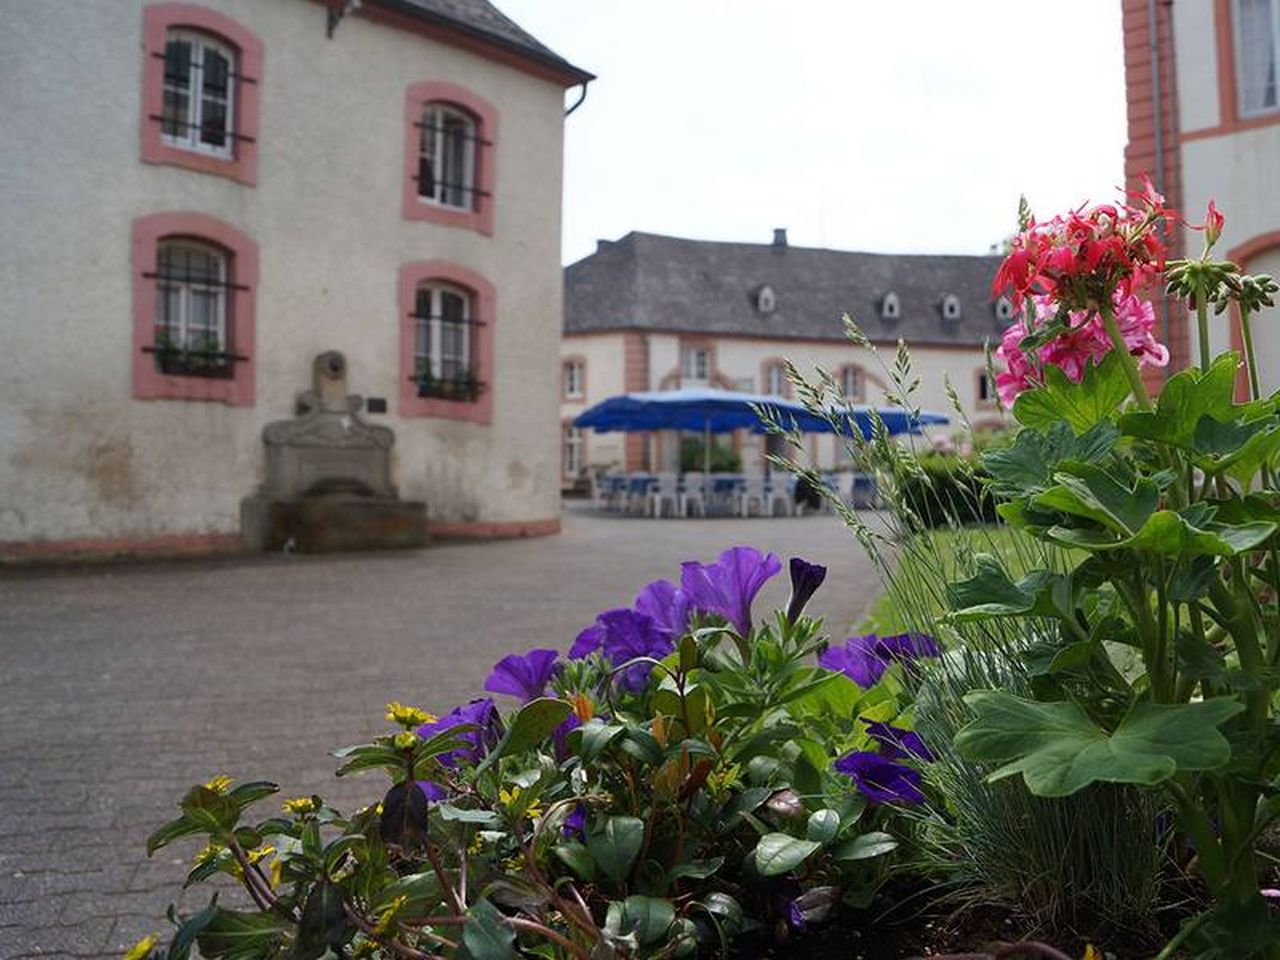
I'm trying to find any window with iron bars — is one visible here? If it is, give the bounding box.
[412,284,485,401]
[159,30,246,158]
[416,103,488,210]
[146,240,248,378]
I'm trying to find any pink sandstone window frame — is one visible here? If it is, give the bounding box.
[140,3,263,185]
[132,211,258,406]
[399,261,495,423]
[402,81,497,235]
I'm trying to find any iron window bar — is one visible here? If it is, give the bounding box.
[147,115,257,145]
[144,270,250,291]
[151,51,258,84]
[409,176,491,199]
[412,121,492,147]
[142,344,248,380]
[406,311,486,325]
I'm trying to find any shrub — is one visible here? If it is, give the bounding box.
[680,437,741,474]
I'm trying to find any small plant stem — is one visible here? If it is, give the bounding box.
[427,915,593,960]
[227,836,297,923]
[1196,272,1212,372]
[424,841,465,917]
[1166,777,1230,897]
[1239,303,1263,401]
[1152,909,1209,960]
[1098,299,1153,411]
[341,901,447,960]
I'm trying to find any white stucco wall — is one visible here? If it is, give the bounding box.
[1172,0,1220,132]
[0,0,569,544]
[560,333,628,474]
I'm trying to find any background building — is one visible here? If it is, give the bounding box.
[1123,0,1280,391]
[559,229,1007,485]
[0,0,591,559]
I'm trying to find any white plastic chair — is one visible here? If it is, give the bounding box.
[647,473,683,518]
[682,472,707,517]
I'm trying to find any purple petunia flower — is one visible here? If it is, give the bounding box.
[818,633,940,688]
[414,779,449,802]
[568,608,674,692]
[484,649,560,703]
[785,557,827,624]
[833,750,926,805]
[633,578,693,640]
[561,803,587,841]
[416,698,503,767]
[680,546,783,638]
[862,719,935,763]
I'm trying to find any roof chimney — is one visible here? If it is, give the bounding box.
[772,228,788,249]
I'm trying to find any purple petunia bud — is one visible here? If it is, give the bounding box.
[785,557,827,623]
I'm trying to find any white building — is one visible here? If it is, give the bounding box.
[0,0,591,559]
[559,229,1009,486]
[1124,0,1280,390]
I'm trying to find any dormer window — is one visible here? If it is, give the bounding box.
[941,294,962,321]
[994,296,1015,322]
[755,285,777,314]
[881,292,900,320]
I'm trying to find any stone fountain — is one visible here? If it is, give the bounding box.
[240,351,426,552]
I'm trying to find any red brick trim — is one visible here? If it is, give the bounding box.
[622,331,648,471]
[402,81,497,234]
[132,211,258,406]
[426,517,561,539]
[140,3,262,185]
[398,260,495,423]
[0,531,242,564]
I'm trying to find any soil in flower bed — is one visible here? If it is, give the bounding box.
[734,885,1179,959]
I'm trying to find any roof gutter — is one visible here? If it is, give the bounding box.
[565,79,590,117]
[363,0,595,87]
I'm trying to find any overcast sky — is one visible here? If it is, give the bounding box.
[493,0,1128,267]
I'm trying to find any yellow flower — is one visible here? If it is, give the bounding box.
[386,701,435,728]
[501,854,524,872]
[372,895,407,936]
[283,796,317,816]
[123,934,158,960]
[393,731,419,750]
[467,833,486,855]
[1082,947,1101,960]
[192,843,222,866]
[246,845,275,865]
[204,775,232,794]
[270,857,284,889]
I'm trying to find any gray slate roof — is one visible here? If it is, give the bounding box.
[565,232,1012,347]
[371,0,593,83]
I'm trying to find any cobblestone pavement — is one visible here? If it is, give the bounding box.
[0,506,884,958]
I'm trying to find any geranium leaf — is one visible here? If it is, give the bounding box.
[1048,511,1275,557]
[955,691,1244,796]
[983,421,1119,495]
[1012,352,1131,434]
[945,554,1071,621]
[1118,352,1256,450]
[753,833,822,876]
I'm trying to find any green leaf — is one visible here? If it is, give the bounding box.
[195,908,288,960]
[332,744,406,777]
[227,781,278,811]
[1119,352,1260,450]
[552,841,596,881]
[180,786,240,836]
[438,804,500,826]
[1034,465,1159,534]
[667,856,724,881]
[983,421,1120,495]
[1048,510,1275,557]
[574,721,625,762]
[955,691,1245,796]
[166,896,219,960]
[946,554,1072,621]
[587,816,644,884]
[805,809,840,844]
[753,833,822,876]
[462,899,515,960]
[606,896,676,945]
[147,815,203,856]
[293,880,350,960]
[1013,351,1132,433]
[831,831,897,862]
[485,698,572,766]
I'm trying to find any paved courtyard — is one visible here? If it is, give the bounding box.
[0,506,884,958]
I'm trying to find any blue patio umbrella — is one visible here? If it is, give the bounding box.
[572,387,948,475]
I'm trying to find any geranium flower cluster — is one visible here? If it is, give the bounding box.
[994,290,1170,408]
[993,176,1172,309]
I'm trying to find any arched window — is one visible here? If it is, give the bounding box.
[418,103,479,209]
[161,31,236,157]
[563,359,585,399]
[403,82,496,233]
[153,239,232,376]
[131,211,258,405]
[840,365,864,402]
[881,292,900,320]
[399,261,495,423]
[764,362,787,397]
[141,4,262,184]
[942,294,962,321]
[562,424,584,478]
[994,296,1015,322]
